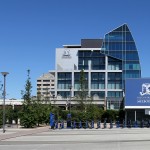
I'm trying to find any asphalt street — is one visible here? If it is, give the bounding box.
[0,128,150,150]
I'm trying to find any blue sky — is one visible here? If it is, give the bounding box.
[0,0,150,99]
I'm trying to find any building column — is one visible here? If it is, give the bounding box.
[125,110,127,127]
[55,70,58,97]
[72,71,74,97]
[88,60,91,96]
[105,56,108,110]
[135,110,137,121]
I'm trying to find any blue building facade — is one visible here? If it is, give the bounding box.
[102,24,141,80]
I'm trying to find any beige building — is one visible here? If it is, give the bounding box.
[37,72,55,100]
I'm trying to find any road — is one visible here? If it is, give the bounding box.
[0,127,150,150]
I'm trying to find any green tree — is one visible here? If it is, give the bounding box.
[86,104,103,121]
[34,90,52,126]
[13,106,21,124]
[101,110,118,122]
[75,69,89,111]
[21,69,32,104]
[20,70,37,128]
[6,106,13,124]
[34,90,43,126]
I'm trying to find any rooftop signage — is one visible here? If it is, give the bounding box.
[125,78,150,108]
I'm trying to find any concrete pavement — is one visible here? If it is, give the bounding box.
[0,127,150,150]
[0,126,50,141]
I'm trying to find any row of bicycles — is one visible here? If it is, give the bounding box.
[50,119,150,129]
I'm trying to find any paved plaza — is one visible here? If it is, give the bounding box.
[0,127,150,150]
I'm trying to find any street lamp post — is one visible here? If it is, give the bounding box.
[1,72,9,133]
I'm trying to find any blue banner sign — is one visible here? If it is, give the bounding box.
[125,78,150,108]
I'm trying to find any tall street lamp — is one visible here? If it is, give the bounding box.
[1,72,9,133]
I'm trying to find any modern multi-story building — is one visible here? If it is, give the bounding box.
[37,72,55,99]
[37,24,141,110]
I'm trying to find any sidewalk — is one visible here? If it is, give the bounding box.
[0,126,50,141]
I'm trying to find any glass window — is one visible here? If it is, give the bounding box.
[91,73,105,89]
[84,51,91,57]
[126,42,136,50]
[91,91,105,98]
[126,51,139,60]
[78,51,84,57]
[43,84,50,86]
[125,32,134,41]
[125,70,141,78]
[43,88,50,90]
[92,51,103,57]
[107,101,121,110]
[58,73,72,89]
[43,80,50,82]
[106,32,123,41]
[74,72,88,89]
[57,91,70,98]
[108,57,122,70]
[79,58,84,65]
[108,72,122,80]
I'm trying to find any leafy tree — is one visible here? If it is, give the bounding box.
[34,90,44,126]
[86,104,103,121]
[75,69,89,111]
[43,104,53,124]
[101,110,118,122]
[20,70,37,128]
[35,93,52,126]
[13,106,21,124]
[6,106,13,124]
[20,104,37,128]
[21,69,32,104]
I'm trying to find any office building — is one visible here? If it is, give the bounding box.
[37,72,55,99]
[38,24,141,110]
